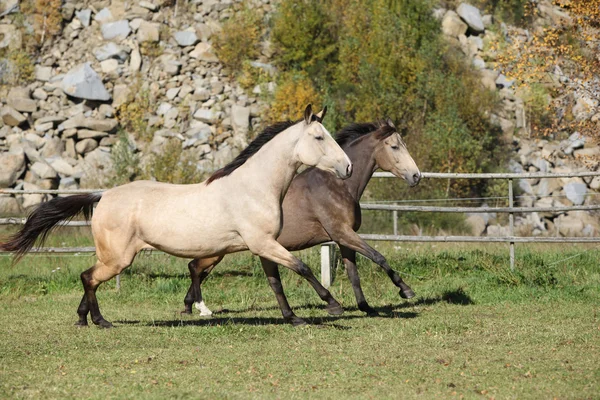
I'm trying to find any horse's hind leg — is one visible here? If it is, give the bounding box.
[250,239,343,320]
[76,255,136,328]
[260,258,307,326]
[183,256,222,316]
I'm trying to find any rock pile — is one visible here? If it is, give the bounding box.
[0,0,275,214]
[438,1,599,237]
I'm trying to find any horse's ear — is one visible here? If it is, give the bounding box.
[304,104,313,124]
[385,117,396,129]
[316,106,328,122]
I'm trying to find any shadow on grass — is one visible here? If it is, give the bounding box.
[115,311,419,329]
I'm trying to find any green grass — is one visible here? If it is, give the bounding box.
[0,233,599,399]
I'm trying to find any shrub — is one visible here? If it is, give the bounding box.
[144,139,203,184]
[213,3,263,73]
[0,49,35,85]
[115,81,154,142]
[264,72,322,124]
[110,132,141,186]
[20,0,63,45]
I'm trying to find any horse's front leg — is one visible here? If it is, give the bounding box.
[333,228,415,299]
[182,256,222,315]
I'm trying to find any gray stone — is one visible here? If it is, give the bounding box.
[61,63,111,101]
[573,147,600,159]
[137,21,159,42]
[0,106,26,126]
[482,14,493,27]
[441,10,468,37]
[166,87,180,100]
[486,224,510,237]
[589,176,600,191]
[100,59,120,74]
[101,20,131,41]
[32,88,48,100]
[0,0,18,17]
[465,215,486,236]
[174,30,199,47]
[0,148,25,187]
[572,96,597,121]
[75,138,99,155]
[519,179,534,195]
[35,66,53,81]
[94,42,129,62]
[21,182,46,209]
[564,182,587,205]
[49,158,75,176]
[129,46,141,71]
[457,3,485,32]
[193,108,217,124]
[40,136,63,158]
[139,1,158,11]
[94,8,113,23]
[189,42,219,62]
[555,214,584,236]
[231,104,250,136]
[535,178,562,197]
[77,129,110,140]
[0,194,22,215]
[185,125,211,143]
[35,122,53,132]
[76,9,92,27]
[472,57,485,69]
[59,115,118,132]
[7,97,36,113]
[31,161,57,179]
[58,177,78,190]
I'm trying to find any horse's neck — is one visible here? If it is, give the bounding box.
[235,125,302,202]
[342,141,377,201]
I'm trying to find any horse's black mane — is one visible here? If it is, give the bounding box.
[206,120,297,184]
[335,120,397,147]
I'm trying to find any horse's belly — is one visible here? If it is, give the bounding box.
[148,230,248,258]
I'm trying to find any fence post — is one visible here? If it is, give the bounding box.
[320,244,333,288]
[508,178,515,271]
[116,274,121,290]
[393,210,398,236]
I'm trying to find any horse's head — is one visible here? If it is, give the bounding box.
[373,119,420,187]
[295,104,352,179]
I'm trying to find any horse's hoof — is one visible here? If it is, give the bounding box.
[95,319,114,329]
[180,309,193,315]
[362,307,380,317]
[289,317,308,326]
[74,321,88,328]
[326,304,344,316]
[399,288,415,299]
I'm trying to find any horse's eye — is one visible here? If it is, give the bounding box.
[391,145,399,150]
[315,136,324,141]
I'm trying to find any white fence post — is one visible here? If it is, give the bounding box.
[508,178,515,271]
[320,244,333,288]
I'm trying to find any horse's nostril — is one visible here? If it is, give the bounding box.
[413,173,421,183]
[346,164,353,177]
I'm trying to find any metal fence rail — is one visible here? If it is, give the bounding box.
[2,171,600,288]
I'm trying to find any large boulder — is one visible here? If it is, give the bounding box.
[457,3,485,33]
[61,63,111,101]
[442,10,468,37]
[0,148,25,187]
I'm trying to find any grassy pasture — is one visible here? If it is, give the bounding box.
[0,228,599,399]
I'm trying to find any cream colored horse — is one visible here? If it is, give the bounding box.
[0,105,352,328]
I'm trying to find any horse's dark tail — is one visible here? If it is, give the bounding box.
[0,193,103,263]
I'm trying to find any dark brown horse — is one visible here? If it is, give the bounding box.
[182,120,421,325]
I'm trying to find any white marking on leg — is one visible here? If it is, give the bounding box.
[194,301,213,317]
